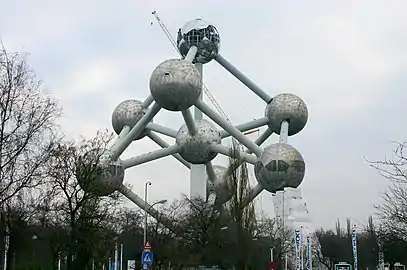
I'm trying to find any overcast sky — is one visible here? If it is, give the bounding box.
[2,0,406,229]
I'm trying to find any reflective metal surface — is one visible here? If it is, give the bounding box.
[177,18,220,64]
[265,93,308,136]
[77,152,125,196]
[206,165,234,206]
[176,119,221,164]
[254,143,305,193]
[150,59,202,111]
[112,99,147,140]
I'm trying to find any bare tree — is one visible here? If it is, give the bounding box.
[0,44,61,205]
[43,132,122,270]
[368,142,407,238]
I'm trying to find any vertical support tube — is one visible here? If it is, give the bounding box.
[114,244,118,270]
[190,63,206,199]
[120,244,123,270]
[279,120,289,144]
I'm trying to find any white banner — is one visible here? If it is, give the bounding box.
[306,236,312,270]
[295,229,301,270]
[351,227,358,270]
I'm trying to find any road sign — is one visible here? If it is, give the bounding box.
[143,240,152,250]
[142,250,153,266]
[268,260,277,270]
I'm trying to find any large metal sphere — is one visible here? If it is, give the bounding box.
[76,152,125,197]
[150,59,202,111]
[177,18,220,64]
[254,143,305,193]
[176,119,221,164]
[265,93,308,136]
[111,99,148,140]
[206,165,234,206]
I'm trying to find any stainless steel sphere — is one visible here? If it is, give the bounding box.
[176,119,221,164]
[265,93,308,136]
[112,99,148,140]
[150,59,202,111]
[76,152,125,197]
[206,165,234,206]
[177,18,220,64]
[254,143,305,193]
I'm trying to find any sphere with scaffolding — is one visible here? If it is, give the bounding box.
[265,93,308,136]
[112,99,147,140]
[177,18,220,64]
[150,59,202,111]
[176,119,221,164]
[254,143,305,193]
[206,165,234,206]
[76,152,125,196]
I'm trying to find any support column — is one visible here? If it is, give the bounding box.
[190,62,207,200]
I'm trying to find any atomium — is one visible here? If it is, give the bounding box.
[77,17,309,227]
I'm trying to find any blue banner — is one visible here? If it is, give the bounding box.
[351,227,358,270]
[295,229,301,270]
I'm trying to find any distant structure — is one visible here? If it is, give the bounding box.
[273,188,313,234]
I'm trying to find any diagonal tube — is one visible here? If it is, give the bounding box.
[215,54,272,104]
[146,123,178,138]
[241,183,264,208]
[185,46,198,62]
[121,144,180,169]
[146,131,190,169]
[219,117,270,138]
[118,185,176,233]
[142,95,154,109]
[110,102,161,160]
[195,99,263,157]
[111,125,131,148]
[205,162,217,182]
[210,144,257,164]
[181,109,197,135]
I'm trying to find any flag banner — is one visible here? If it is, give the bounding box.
[306,235,312,270]
[351,227,358,270]
[295,229,301,270]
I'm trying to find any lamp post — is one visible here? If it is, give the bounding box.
[143,181,167,245]
[143,181,152,244]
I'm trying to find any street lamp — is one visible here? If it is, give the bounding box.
[143,181,152,244]
[143,181,167,245]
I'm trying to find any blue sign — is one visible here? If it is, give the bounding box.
[142,250,153,266]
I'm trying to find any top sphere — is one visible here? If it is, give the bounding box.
[177,18,220,64]
[265,93,308,136]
